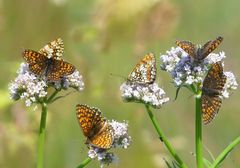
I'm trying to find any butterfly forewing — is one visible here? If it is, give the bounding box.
[199,36,223,60]
[39,38,64,59]
[201,62,226,124]
[202,62,226,92]
[128,53,156,84]
[76,104,113,149]
[46,60,75,81]
[176,40,197,58]
[22,50,47,76]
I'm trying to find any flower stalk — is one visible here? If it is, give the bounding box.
[195,92,203,168]
[145,104,187,168]
[37,102,48,168]
[37,90,61,168]
[76,157,92,168]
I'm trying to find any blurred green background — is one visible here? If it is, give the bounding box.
[0,0,239,167]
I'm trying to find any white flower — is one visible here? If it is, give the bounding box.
[109,120,132,149]
[160,47,225,87]
[120,82,169,109]
[222,71,238,98]
[9,63,48,106]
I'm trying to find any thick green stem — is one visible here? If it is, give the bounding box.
[145,105,188,168]
[37,103,48,168]
[210,136,240,168]
[76,157,92,168]
[195,94,203,168]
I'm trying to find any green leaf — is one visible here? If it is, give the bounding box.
[210,136,240,168]
[174,86,182,100]
[203,157,212,168]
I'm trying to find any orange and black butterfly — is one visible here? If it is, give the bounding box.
[22,38,75,81]
[76,104,113,149]
[201,62,226,124]
[176,36,223,61]
[127,53,156,85]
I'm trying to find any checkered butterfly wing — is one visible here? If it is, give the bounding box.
[198,36,223,60]
[128,53,156,84]
[22,50,48,76]
[46,59,75,81]
[39,38,64,60]
[201,62,226,124]
[176,40,197,59]
[76,104,113,149]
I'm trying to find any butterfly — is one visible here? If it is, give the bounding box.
[22,38,75,81]
[176,36,223,61]
[76,104,113,149]
[127,53,156,85]
[201,62,226,124]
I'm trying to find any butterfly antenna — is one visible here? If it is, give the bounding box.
[109,73,127,81]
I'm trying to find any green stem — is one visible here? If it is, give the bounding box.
[76,157,92,168]
[145,105,188,168]
[195,93,203,168]
[210,136,240,168]
[37,102,48,168]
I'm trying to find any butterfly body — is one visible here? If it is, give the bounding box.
[201,62,226,124]
[127,53,156,85]
[22,39,75,81]
[76,104,113,149]
[176,36,223,61]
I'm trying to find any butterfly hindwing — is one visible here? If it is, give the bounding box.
[46,60,75,81]
[76,104,113,149]
[176,40,197,58]
[90,123,113,149]
[201,94,222,124]
[128,53,156,84]
[38,38,64,59]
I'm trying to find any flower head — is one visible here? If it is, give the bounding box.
[160,47,226,87]
[120,82,169,109]
[9,63,84,106]
[160,46,238,100]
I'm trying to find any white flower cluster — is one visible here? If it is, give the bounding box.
[9,63,84,106]
[88,120,131,167]
[160,47,226,86]
[120,82,169,109]
[222,71,238,98]
[9,63,48,106]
